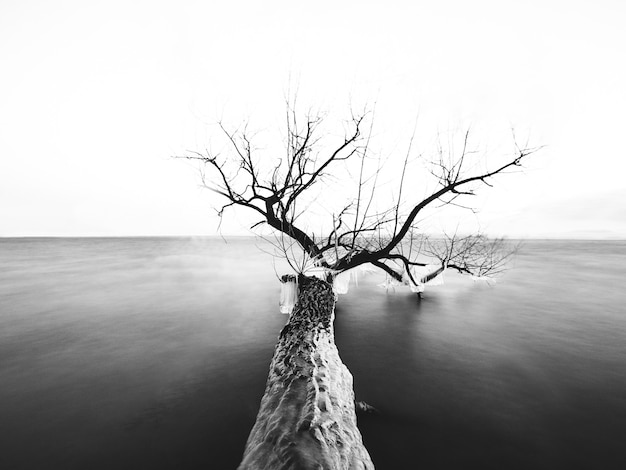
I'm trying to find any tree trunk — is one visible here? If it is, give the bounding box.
[238,276,374,470]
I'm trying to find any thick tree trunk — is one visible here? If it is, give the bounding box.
[238,276,374,470]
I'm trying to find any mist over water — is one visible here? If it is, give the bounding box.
[1,237,625,469]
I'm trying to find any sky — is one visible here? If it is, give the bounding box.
[1,0,625,238]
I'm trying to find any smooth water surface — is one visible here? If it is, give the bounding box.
[1,238,625,469]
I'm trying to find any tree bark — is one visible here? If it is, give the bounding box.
[238,276,374,470]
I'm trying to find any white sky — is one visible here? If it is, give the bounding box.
[1,0,625,238]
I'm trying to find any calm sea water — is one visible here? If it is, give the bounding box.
[0,237,625,469]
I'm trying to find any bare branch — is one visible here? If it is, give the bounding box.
[179,99,539,284]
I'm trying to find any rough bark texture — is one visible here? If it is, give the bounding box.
[238,276,374,470]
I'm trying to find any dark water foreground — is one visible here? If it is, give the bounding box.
[1,237,625,469]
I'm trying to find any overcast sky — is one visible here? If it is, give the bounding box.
[1,0,625,238]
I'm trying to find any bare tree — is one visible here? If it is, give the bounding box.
[179,105,536,285]
[177,101,539,469]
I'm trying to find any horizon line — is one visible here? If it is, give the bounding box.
[1,235,625,242]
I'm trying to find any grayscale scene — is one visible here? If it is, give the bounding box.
[1,2,625,469]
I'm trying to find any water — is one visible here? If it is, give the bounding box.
[0,238,625,469]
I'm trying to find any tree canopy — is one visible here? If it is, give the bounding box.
[179,102,539,284]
